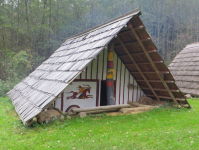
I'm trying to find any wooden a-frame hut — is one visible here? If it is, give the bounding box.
[169,42,199,96]
[8,8,190,125]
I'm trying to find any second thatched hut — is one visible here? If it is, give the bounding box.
[169,42,199,96]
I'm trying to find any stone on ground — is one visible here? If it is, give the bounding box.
[185,94,191,99]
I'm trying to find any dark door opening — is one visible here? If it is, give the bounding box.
[100,81,107,106]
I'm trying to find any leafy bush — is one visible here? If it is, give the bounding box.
[0,79,17,97]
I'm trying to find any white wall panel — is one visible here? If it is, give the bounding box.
[54,48,144,110]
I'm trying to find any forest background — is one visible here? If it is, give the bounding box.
[0,0,199,96]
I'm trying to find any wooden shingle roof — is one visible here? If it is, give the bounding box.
[8,8,190,125]
[169,42,199,96]
[8,9,141,124]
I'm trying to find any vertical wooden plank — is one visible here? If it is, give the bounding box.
[80,72,82,79]
[96,55,99,79]
[97,80,100,106]
[134,79,137,102]
[124,68,129,104]
[122,67,126,104]
[101,49,105,80]
[128,73,130,101]
[61,92,63,111]
[98,80,101,106]
[128,74,133,102]
[87,63,91,79]
[92,59,97,79]
[103,48,108,80]
[120,63,125,104]
[85,67,87,79]
[55,97,61,109]
[113,51,117,80]
[91,61,93,79]
[98,50,103,80]
[81,70,86,79]
[116,58,121,105]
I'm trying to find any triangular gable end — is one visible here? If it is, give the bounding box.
[8,8,190,125]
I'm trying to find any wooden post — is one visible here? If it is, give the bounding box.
[106,40,115,105]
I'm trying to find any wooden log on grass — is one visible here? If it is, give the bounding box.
[120,106,159,114]
[84,108,118,114]
[71,104,130,113]
[127,101,151,107]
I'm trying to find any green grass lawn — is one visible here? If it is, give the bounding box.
[1,97,199,150]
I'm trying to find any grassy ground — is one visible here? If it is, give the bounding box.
[1,97,199,150]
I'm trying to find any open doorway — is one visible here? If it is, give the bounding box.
[100,81,107,106]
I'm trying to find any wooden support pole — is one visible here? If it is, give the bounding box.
[128,23,179,105]
[117,36,160,101]
[106,40,115,105]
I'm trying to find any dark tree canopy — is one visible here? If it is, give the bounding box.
[0,0,199,96]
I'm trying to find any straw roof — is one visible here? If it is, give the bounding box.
[169,42,199,96]
[8,8,190,125]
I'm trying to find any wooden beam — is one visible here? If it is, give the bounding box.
[130,71,170,74]
[119,50,157,58]
[134,25,144,30]
[136,80,174,83]
[117,36,160,101]
[118,25,144,36]
[129,23,179,105]
[71,104,130,113]
[115,37,150,48]
[146,95,185,101]
[124,61,163,65]
[140,87,180,92]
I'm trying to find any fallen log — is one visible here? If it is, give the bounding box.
[120,106,159,114]
[127,101,151,107]
[84,108,118,114]
[71,104,130,113]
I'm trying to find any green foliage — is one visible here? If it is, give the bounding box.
[11,50,32,78]
[0,79,13,97]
